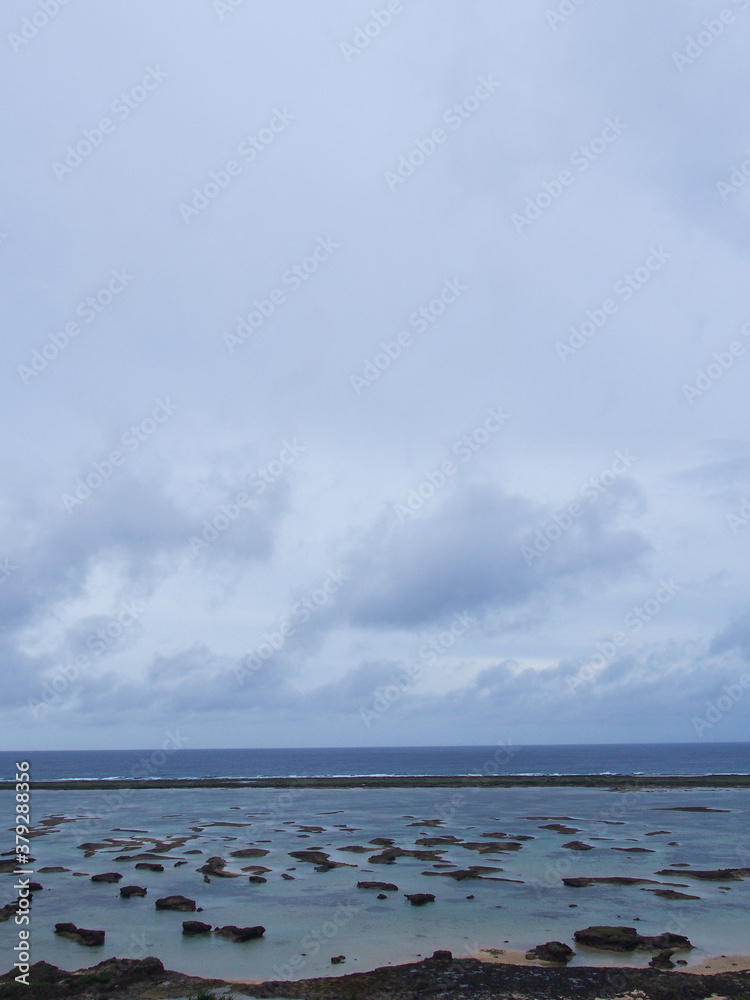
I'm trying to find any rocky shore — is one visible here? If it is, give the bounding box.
[2,953,750,1000]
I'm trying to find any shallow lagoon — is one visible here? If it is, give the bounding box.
[2,785,748,982]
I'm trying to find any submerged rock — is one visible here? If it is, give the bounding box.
[182,920,212,935]
[54,923,105,946]
[405,892,435,905]
[330,954,345,964]
[119,885,147,898]
[155,895,196,912]
[357,881,398,891]
[135,862,164,872]
[561,841,594,851]
[214,924,265,942]
[90,872,123,883]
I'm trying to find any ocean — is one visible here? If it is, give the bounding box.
[2,745,749,981]
[2,742,750,781]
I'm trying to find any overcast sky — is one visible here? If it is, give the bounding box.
[1,0,749,750]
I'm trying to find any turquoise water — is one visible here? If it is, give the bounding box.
[2,785,748,981]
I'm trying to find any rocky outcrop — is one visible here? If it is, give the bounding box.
[214,924,265,941]
[525,941,575,964]
[182,920,212,935]
[135,862,164,872]
[404,892,435,905]
[229,848,270,858]
[573,926,693,952]
[330,955,345,964]
[656,867,750,881]
[649,950,676,969]
[91,872,122,883]
[155,895,196,911]
[119,885,147,898]
[563,876,664,887]
[562,841,594,851]
[197,856,242,878]
[288,850,353,871]
[369,847,444,864]
[54,923,105,946]
[0,901,19,922]
[539,824,580,834]
[641,888,700,900]
[248,875,267,883]
[357,881,398,891]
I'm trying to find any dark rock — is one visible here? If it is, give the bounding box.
[248,875,267,883]
[357,881,398,891]
[135,862,164,872]
[431,950,452,961]
[376,893,388,899]
[562,841,594,851]
[330,955,345,964]
[289,850,353,870]
[29,882,43,891]
[649,950,675,970]
[539,824,580,834]
[91,872,123,883]
[214,924,265,942]
[38,866,69,872]
[229,848,270,858]
[563,876,663,887]
[641,888,701,900]
[119,885,147,898]
[405,892,435,905]
[155,895,196,911]
[281,872,295,880]
[0,901,19,921]
[656,867,750,881]
[182,920,212,935]
[197,856,242,878]
[573,926,693,952]
[54,922,105,946]
[525,941,575,964]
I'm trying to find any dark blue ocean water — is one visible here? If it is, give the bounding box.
[2,743,749,781]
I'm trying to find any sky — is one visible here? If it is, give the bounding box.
[1,0,749,750]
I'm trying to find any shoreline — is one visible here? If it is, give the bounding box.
[4,953,750,1000]
[2,772,750,790]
